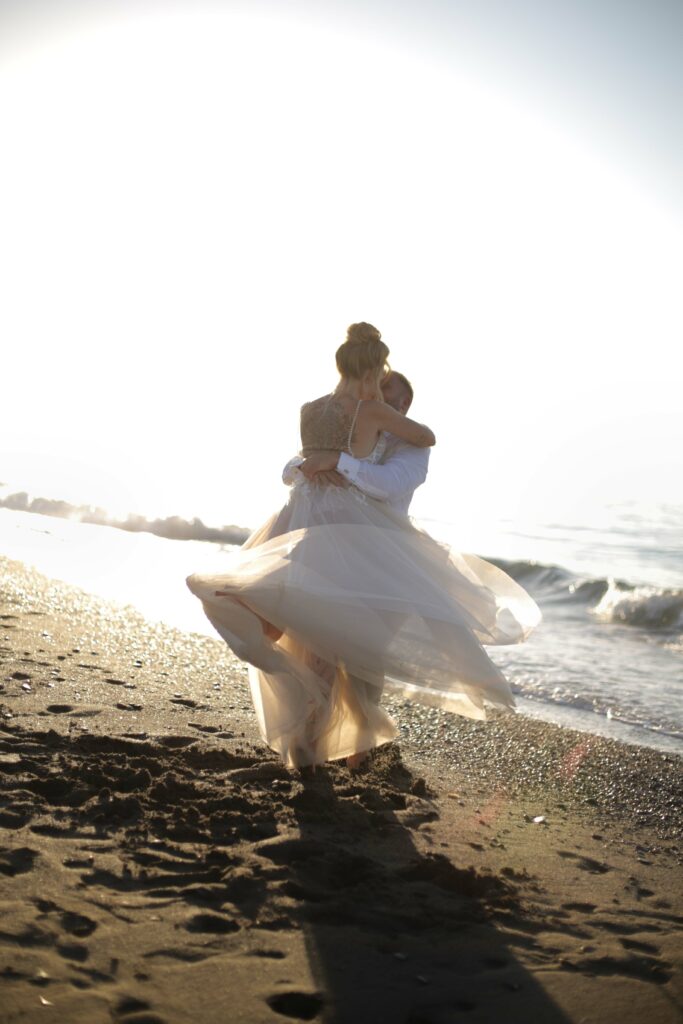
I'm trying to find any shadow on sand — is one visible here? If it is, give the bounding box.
[0,726,572,1023]
[282,744,572,1024]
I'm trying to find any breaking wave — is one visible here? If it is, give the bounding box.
[487,557,683,632]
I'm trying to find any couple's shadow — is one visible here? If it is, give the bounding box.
[278,743,570,1024]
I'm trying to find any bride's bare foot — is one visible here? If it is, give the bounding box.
[346,751,369,770]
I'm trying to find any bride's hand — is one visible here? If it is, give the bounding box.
[315,470,349,488]
[300,451,340,480]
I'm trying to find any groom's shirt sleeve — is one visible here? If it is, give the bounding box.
[282,456,304,485]
[336,445,429,502]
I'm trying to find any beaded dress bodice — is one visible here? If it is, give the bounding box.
[300,394,386,463]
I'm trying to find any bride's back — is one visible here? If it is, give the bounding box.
[300,394,362,457]
[300,323,393,458]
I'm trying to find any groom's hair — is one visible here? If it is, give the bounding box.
[391,372,414,406]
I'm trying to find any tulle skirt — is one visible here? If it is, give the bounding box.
[186,480,542,767]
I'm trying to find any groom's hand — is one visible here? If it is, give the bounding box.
[300,451,340,480]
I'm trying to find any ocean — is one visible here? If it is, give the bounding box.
[1,494,681,755]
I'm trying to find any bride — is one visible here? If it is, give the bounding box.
[186,323,542,769]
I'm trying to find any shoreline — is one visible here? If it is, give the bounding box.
[2,506,682,750]
[1,556,681,1022]
[510,694,683,758]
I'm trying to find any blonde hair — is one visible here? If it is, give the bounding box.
[335,322,390,381]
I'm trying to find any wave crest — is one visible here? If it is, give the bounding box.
[589,580,683,630]
[487,557,683,631]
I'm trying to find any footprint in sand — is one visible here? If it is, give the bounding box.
[56,941,90,962]
[0,846,39,876]
[556,850,611,874]
[169,697,209,710]
[266,991,325,1021]
[183,912,240,934]
[4,906,94,964]
[399,853,514,905]
[114,995,167,1024]
[143,948,211,964]
[568,949,673,984]
[624,876,655,900]
[38,903,99,941]
[620,937,662,954]
[0,808,32,828]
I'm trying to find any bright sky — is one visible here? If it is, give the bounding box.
[1,0,682,535]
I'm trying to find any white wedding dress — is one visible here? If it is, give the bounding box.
[186,394,542,767]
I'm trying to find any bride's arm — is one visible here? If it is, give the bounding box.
[366,401,436,447]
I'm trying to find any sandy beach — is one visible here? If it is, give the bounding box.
[0,555,681,1023]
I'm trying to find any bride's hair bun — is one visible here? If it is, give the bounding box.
[345,322,382,346]
[336,322,390,380]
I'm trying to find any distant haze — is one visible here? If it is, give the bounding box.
[1,0,681,531]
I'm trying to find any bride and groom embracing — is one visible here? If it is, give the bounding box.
[186,323,541,770]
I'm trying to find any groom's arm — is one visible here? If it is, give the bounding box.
[336,445,429,502]
[295,444,429,502]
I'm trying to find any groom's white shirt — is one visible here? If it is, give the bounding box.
[282,435,429,517]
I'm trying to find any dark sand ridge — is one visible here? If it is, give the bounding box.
[0,555,681,1023]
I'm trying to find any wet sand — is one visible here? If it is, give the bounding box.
[1,555,681,1023]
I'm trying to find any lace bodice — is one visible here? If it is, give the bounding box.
[300,394,385,461]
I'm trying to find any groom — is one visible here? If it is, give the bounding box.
[282,371,429,514]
